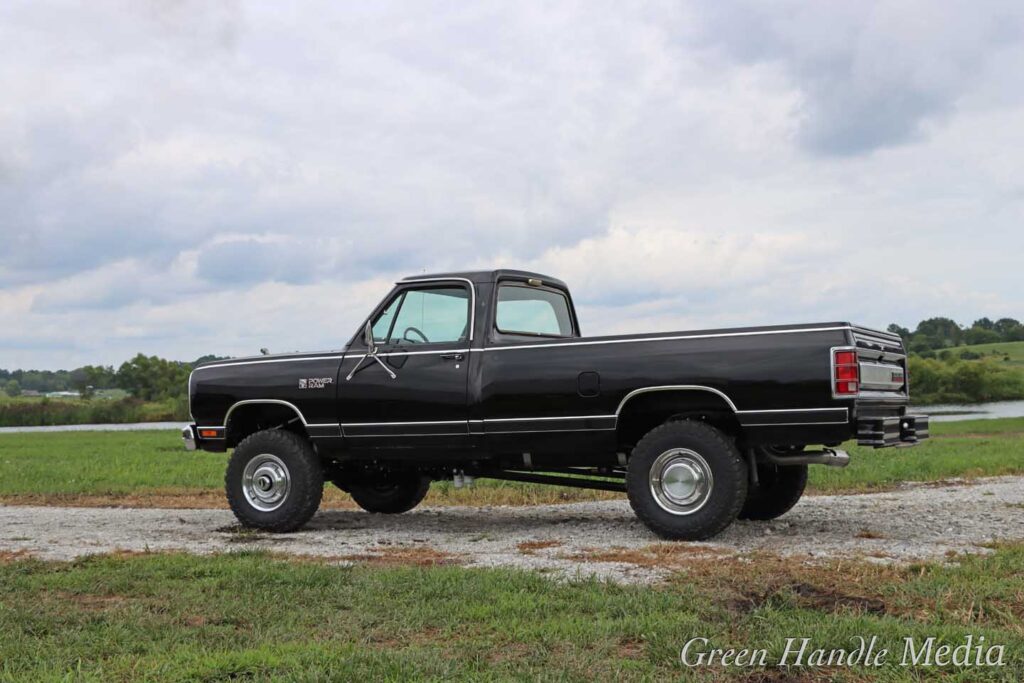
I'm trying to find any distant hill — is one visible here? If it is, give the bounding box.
[945,341,1024,367]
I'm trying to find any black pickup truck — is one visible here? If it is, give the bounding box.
[185,269,928,540]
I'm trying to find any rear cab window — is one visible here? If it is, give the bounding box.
[495,283,575,338]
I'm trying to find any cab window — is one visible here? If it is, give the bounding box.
[495,284,574,337]
[372,286,470,345]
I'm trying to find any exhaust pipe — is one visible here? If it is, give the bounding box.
[761,447,850,468]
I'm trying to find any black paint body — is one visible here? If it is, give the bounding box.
[189,270,917,465]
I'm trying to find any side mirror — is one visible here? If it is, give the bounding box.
[363,321,374,350]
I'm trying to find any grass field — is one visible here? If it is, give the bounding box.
[0,417,1021,508]
[0,545,1020,681]
[1,421,1022,680]
[952,340,1024,366]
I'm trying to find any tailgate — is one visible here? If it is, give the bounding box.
[846,327,930,447]
[851,328,908,399]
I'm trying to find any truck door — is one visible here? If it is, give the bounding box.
[338,281,472,450]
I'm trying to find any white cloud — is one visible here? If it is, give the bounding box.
[1,0,1022,369]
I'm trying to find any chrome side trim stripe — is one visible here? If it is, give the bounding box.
[339,348,470,361]
[734,407,848,414]
[211,397,851,436]
[342,419,467,427]
[344,432,468,438]
[196,355,344,372]
[741,421,850,427]
[339,415,618,427]
[484,427,618,435]
[483,414,617,423]
[480,326,852,353]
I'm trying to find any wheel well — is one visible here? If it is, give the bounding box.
[616,390,741,451]
[225,402,309,447]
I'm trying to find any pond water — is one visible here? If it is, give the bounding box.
[911,399,1024,422]
[0,422,184,434]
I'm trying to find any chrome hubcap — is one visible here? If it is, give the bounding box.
[649,448,713,515]
[242,453,290,512]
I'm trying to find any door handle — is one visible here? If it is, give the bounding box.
[440,353,464,361]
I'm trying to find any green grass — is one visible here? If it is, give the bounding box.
[0,547,1021,681]
[954,340,1024,366]
[0,431,225,497]
[921,416,1024,436]
[0,418,1021,506]
[809,417,1024,494]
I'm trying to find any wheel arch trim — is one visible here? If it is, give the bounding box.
[615,385,739,416]
[224,399,311,429]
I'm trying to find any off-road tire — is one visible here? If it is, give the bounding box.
[626,420,747,541]
[345,473,430,514]
[225,429,324,532]
[738,458,808,521]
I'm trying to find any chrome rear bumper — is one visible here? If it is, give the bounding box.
[857,414,929,447]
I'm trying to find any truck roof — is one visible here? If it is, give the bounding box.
[401,269,568,289]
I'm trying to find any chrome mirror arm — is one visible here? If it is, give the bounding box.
[339,331,395,385]
[344,353,369,381]
[345,343,398,381]
[369,353,397,379]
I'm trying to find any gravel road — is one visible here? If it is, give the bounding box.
[3,476,1023,583]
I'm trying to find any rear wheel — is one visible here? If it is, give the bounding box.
[626,420,747,540]
[738,457,808,521]
[225,430,324,532]
[339,472,430,514]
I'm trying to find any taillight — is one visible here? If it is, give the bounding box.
[833,349,859,396]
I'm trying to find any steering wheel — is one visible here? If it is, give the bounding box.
[402,326,430,344]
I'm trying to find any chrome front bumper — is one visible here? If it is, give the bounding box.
[182,425,197,451]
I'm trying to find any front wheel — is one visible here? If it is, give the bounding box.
[626,420,747,541]
[225,430,324,532]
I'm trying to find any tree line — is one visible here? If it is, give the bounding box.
[887,317,1023,356]
[884,316,1024,405]
[1,354,224,400]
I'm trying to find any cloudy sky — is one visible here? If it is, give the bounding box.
[3,1,1023,370]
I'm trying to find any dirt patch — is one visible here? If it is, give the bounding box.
[338,545,461,567]
[782,581,887,615]
[54,591,132,611]
[615,637,646,659]
[620,552,906,618]
[486,641,533,665]
[0,549,34,563]
[739,670,828,683]
[516,539,563,555]
[565,543,730,569]
[854,529,885,539]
